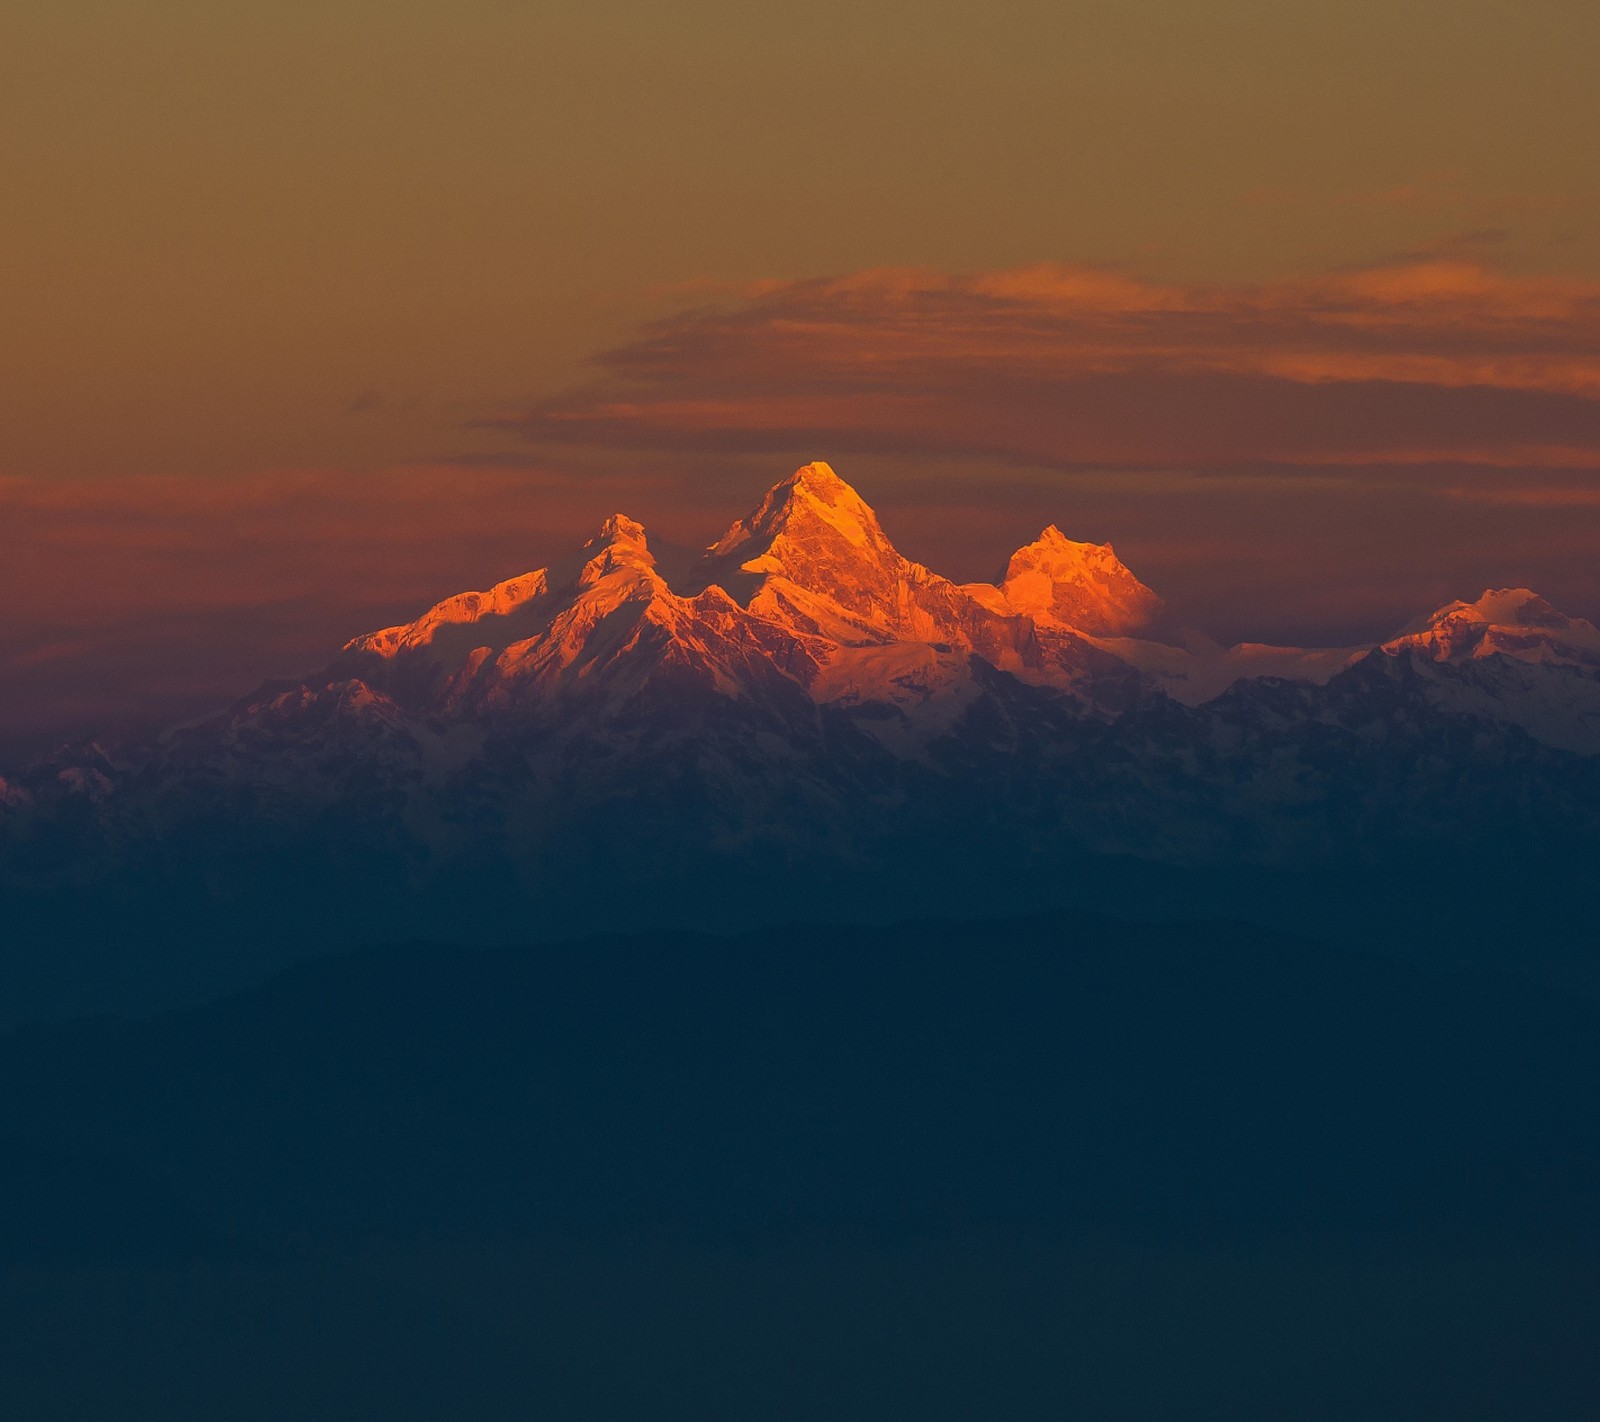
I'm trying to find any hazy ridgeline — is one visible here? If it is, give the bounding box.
[2,915,1597,1419]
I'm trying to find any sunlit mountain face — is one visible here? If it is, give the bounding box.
[2,461,1598,1021]
[330,461,1148,727]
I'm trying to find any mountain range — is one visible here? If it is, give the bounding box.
[2,461,1598,1018]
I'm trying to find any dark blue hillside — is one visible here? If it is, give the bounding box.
[0,914,1597,1417]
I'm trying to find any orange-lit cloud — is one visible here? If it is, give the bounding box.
[489,258,1600,474]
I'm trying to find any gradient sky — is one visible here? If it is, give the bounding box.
[4,0,1600,752]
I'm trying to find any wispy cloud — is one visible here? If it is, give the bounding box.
[485,258,1600,475]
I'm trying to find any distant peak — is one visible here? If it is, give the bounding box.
[999,527,1161,636]
[580,512,656,585]
[1395,587,1562,639]
[792,459,847,491]
[772,461,879,525]
[1036,523,1093,548]
[709,462,893,563]
[1016,524,1119,563]
[592,513,648,545]
[1387,587,1600,667]
[1463,587,1565,626]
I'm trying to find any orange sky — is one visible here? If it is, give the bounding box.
[4,1,1600,751]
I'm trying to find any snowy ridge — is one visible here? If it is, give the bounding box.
[1383,588,1600,669]
[347,569,552,658]
[327,463,1141,732]
[307,463,1600,751]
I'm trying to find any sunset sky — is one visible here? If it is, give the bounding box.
[5,0,1600,752]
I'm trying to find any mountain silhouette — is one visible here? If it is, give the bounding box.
[2,462,1598,1021]
[2,914,1598,1420]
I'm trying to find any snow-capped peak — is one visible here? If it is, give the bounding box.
[1384,588,1600,669]
[595,512,649,545]
[996,525,1163,636]
[687,461,953,641]
[580,512,656,585]
[705,461,898,574]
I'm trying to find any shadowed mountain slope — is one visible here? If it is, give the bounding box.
[2,914,1598,1419]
